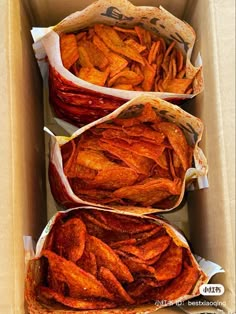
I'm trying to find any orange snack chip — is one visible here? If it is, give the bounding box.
[60,33,79,69]
[59,24,195,93]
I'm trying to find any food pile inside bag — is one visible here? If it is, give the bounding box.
[60,24,193,93]
[48,96,207,214]
[32,0,204,127]
[61,102,193,209]
[25,208,208,312]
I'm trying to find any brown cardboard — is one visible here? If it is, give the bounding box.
[0,0,235,313]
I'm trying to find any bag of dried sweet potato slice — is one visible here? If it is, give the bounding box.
[32,0,203,127]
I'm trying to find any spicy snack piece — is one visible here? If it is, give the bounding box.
[34,209,205,310]
[60,102,193,209]
[60,24,194,93]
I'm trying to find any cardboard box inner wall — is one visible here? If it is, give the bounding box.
[0,0,235,313]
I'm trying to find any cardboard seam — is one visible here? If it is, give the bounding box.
[210,1,234,249]
[6,0,17,311]
[202,1,235,312]
[8,0,26,311]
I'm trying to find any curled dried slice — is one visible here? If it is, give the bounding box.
[162,78,192,94]
[98,267,135,304]
[93,211,157,234]
[73,188,117,204]
[101,128,136,143]
[154,263,199,301]
[100,138,165,165]
[86,235,134,283]
[107,70,143,87]
[60,33,79,69]
[117,235,171,261]
[76,250,97,277]
[124,38,146,53]
[94,24,145,65]
[158,122,192,171]
[42,250,114,300]
[68,164,97,180]
[113,178,181,206]
[79,133,103,150]
[78,40,109,70]
[154,241,183,281]
[37,286,117,310]
[123,125,165,144]
[116,250,156,276]
[77,150,116,170]
[134,225,163,245]
[134,26,152,49]
[78,67,109,86]
[99,140,155,175]
[141,59,156,91]
[77,45,93,68]
[53,217,86,263]
[89,166,139,190]
[110,238,137,249]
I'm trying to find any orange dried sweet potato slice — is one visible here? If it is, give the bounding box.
[110,238,137,249]
[100,138,165,165]
[98,267,135,304]
[60,33,79,69]
[123,125,165,144]
[112,84,134,90]
[124,38,146,53]
[79,133,102,151]
[113,177,181,206]
[157,122,192,171]
[148,41,161,64]
[176,49,184,72]
[89,166,139,190]
[107,52,129,77]
[74,188,117,204]
[94,24,145,65]
[77,45,94,68]
[76,250,97,277]
[63,140,78,177]
[77,150,116,170]
[154,263,199,301]
[162,78,192,94]
[113,26,137,36]
[116,250,156,276]
[37,286,117,309]
[78,40,109,70]
[99,140,155,175]
[42,250,114,300]
[93,35,129,77]
[118,235,171,261]
[134,225,163,245]
[86,235,134,283]
[94,211,157,234]
[134,26,152,49]
[141,60,156,91]
[107,70,143,87]
[154,241,183,281]
[78,67,109,86]
[53,217,86,263]
[67,164,97,180]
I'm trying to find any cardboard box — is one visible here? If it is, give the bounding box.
[0,0,234,313]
